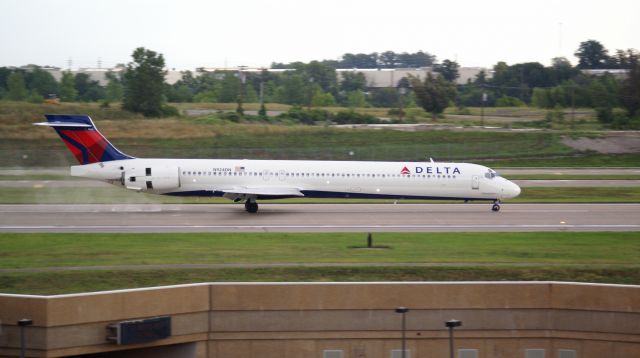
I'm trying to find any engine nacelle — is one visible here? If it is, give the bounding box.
[124,166,180,192]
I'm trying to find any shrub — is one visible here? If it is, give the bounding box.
[161,104,180,117]
[279,106,331,124]
[333,111,379,124]
[496,96,525,107]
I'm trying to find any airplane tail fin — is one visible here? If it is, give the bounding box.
[34,114,133,165]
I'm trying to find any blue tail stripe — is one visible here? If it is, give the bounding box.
[45,114,94,126]
[56,130,91,164]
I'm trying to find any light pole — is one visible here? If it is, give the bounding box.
[395,307,409,358]
[236,66,247,116]
[481,90,487,128]
[398,87,407,122]
[17,318,33,358]
[445,319,462,358]
[307,77,314,110]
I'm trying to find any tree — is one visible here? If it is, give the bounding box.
[6,71,28,101]
[411,73,457,120]
[59,71,77,102]
[575,40,610,69]
[379,51,397,68]
[0,67,12,96]
[74,73,104,101]
[104,71,124,102]
[311,89,337,107]
[346,91,367,107]
[273,73,307,105]
[25,67,58,97]
[305,61,338,94]
[340,53,378,68]
[434,59,460,82]
[550,57,579,83]
[216,72,240,103]
[340,71,367,92]
[123,47,167,117]
[369,87,399,108]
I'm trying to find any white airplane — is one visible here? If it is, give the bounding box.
[35,114,521,213]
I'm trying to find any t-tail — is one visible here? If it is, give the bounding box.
[34,114,133,165]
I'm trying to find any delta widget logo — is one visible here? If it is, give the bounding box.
[400,166,411,175]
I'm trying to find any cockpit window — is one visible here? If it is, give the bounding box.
[484,170,500,179]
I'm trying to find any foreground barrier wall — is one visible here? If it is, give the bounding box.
[0,282,639,358]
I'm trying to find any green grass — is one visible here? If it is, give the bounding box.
[3,266,639,295]
[515,187,640,203]
[1,232,639,294]
[2,126,579,167]
[1,232,638,269]
[1,101,637,168]
[1,186,639,204]
[481,153,640,167]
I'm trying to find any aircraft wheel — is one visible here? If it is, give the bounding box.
[491,203,501,212]
[245,201,259,213]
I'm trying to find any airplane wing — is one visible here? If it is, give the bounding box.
[218,186,305,200]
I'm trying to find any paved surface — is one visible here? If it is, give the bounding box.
[1,203,639,233]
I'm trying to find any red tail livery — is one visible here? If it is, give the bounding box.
[35,114,133,164]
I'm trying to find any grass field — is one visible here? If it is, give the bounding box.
[2,232,638,268]
[1,186,639,204]
[0,232,638,294]
[3,101,636,168]
[503,174,640,180]
[5,228,635,296]
[4,266,639,295]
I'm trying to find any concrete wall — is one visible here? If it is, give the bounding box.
[0,282,639,358]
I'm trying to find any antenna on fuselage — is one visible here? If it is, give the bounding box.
[429,157,435,163]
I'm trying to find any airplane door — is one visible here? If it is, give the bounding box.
[278,170,286,181]
[472,175,480,190]
[262,169,271,181]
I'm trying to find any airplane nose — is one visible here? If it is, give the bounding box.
[507,181,521,199]
[500,179,521,199]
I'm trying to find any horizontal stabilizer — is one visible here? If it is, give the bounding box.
[34,122,92,128]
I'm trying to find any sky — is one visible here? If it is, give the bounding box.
[1,0,639,70]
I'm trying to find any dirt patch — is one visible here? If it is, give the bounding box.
[562,133,640,154]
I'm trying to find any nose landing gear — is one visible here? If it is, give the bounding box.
[491,200,501,212]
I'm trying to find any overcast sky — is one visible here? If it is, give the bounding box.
[1,0,638,70]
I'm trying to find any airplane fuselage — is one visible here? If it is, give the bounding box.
[72,158,521,202]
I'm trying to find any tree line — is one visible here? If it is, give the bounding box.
[1,40,638,127]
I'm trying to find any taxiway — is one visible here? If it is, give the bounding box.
[1,203,639,233]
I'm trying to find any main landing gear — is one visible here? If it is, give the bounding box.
[491,200,501,212]
[244,199,259,213]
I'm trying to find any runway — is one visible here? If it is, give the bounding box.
[1,203,639,233]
